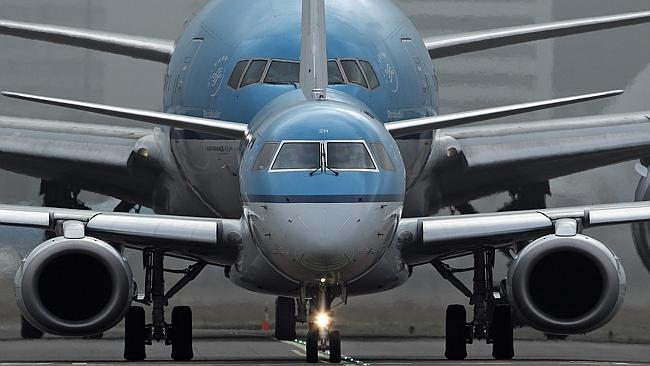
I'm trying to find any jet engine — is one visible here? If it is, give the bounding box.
[506,234,625,335]
[633,173,650,272]
[15,236,134,336]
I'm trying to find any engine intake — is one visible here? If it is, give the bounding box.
[507,234,625,335]
[15,236,134,336]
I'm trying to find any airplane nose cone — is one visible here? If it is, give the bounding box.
[247,201,402,282]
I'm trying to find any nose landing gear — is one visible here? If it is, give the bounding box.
[305,282,343,364]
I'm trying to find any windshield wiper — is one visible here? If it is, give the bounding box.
[325,164,340,176]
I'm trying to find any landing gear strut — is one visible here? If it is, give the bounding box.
[124,250,206,361]
[433,248,514,360]
[305,282,342,364]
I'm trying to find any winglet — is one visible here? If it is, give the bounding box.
[385,90,624,137]
[300,0,328,101]
[1,91,248,139]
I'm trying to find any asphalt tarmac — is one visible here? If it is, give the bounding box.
[0,335,649,365]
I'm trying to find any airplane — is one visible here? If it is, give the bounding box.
[2,0,650,363]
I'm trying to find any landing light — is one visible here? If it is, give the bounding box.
[316,312,331,329]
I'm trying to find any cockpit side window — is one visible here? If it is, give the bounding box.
[327,142,375,170]
[264,61,300,85]
[359,61,380,90]
[271,142,321,170]
[328,61,345,85]
[228,60,249,89]
[340,60,368,88]
[368,143,395,171]
[254,142,280,171]
[241,59,268,87]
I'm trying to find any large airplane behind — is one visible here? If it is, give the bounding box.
[1,0,650,363]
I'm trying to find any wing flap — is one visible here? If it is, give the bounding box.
[0,19,174,63]
[424,11,650,59]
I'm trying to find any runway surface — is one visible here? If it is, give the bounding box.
[0,334,649,365]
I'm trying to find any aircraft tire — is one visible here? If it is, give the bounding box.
[491,304,514,360]
[328,330,341,363]
[306,328,319,363]
[274,297,297,340]
[171,306,194,361]
[445,304,467,360]
[124,306,146,361]
[20,316,44,339]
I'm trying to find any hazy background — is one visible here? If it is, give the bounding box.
[1,0,650,341]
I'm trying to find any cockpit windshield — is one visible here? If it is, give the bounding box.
[271,142,321,170]
[327,142,375,170]
[265,141,382,172]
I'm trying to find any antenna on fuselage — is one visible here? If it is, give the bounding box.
[300,0,328,101]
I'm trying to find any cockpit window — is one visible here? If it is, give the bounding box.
[228,60,249,89]
[254,142,279,171]
[264,61,300,85]
[340,60,368,88]
[359,61,380,90]
[328,61,345,85]
[368,143,395,171]
[271,142,321,170]
[327,142,375,170]
[241,60,268,87]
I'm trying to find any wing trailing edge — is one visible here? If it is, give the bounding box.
[1,91,248,139]
[0,19,174,63]
[424,11,650,59]
[385,90,623,137]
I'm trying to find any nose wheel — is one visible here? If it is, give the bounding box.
[305,283,343,363]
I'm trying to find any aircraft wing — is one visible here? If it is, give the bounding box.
[428,111,650,206]
[0,204,240,265]
[0,116,159,206]
[424,11,650,59]
[399,200,650,265]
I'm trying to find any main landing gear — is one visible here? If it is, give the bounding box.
[123,250,207,361]
[433,248,515,360]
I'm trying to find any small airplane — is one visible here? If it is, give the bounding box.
[2,0,650,363]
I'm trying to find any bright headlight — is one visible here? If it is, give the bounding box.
[316,312,330,329]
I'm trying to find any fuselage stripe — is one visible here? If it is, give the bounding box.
[244,194,403,203]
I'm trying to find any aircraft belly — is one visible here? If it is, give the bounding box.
[244,202,401,284]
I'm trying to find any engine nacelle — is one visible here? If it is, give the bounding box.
[633,174,650,272]
[507,234,626,335]
[15,236,134,336]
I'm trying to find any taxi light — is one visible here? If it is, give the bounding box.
[316,312,330,329]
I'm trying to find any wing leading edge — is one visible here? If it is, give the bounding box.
[424,11,650,59]
[399,201,650,265]
[0,204,241,265]
[0,19,174,63]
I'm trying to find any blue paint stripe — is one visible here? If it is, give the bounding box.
[244,194,403,203]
